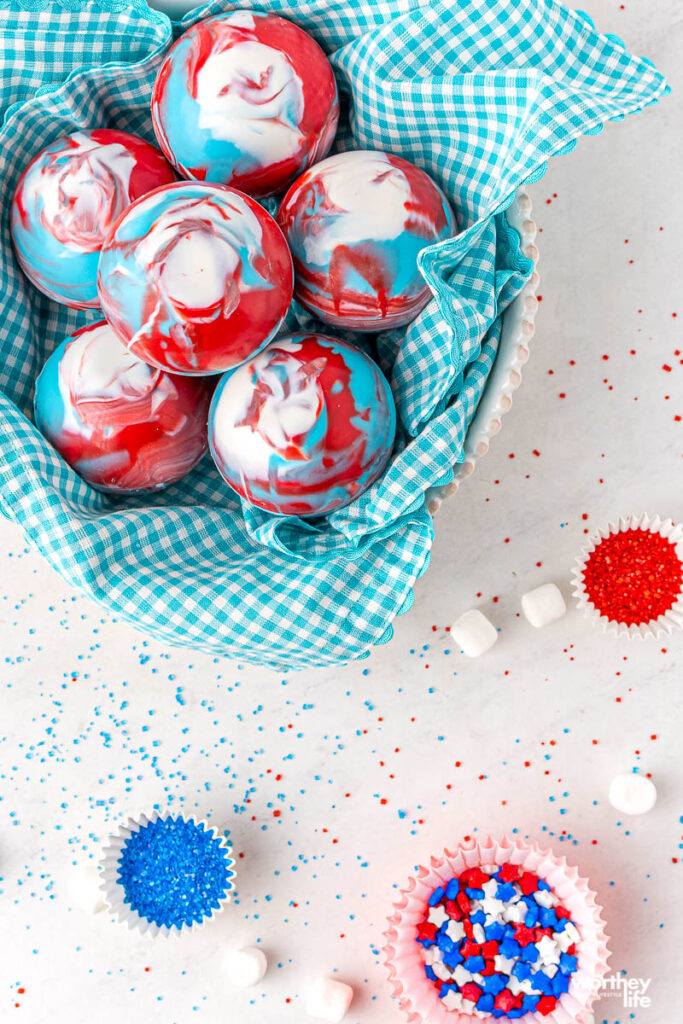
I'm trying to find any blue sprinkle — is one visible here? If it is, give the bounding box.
[445,879,460,901]
[116,816,234,929]
[519,943,539,963]
[428,886,445,906]
[477,994,495,1012]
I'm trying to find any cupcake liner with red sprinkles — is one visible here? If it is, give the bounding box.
[571,513,683,639]
[383,835,609,1024]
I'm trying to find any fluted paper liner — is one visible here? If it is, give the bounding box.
[100,810,235,938]
[382,835,609,1024]
[571,513,683,639]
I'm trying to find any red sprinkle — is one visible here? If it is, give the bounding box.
[582,528,683,625]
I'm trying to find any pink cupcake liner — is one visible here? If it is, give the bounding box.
[382,835,609,1024]
[571,513,683,640]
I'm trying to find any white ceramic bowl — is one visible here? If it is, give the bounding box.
[427,189,539,514]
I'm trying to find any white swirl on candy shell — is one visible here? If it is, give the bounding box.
[129,192,266,343]
[211,349,322,481]
[58,323,165,435]
[32,132,137,252]
[298,152,415,265]
[195,31,305,168]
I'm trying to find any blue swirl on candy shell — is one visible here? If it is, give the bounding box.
[277,150,456,331]
[10,129,175,309]
[208,333,396,517]
[97,181,294,376]
[151,10,339,198]
[34,321,211,492]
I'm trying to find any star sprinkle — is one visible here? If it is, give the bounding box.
[116,815,234,929]
[416,864,580,1018]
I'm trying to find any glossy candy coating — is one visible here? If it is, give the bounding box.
[209,333,396,517]
[34,321,212,492]
[11,129,175,309]
[278,149,456,331]
[97,181,293,376]
[151,10,339,198]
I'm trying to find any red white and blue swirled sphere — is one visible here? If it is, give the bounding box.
[34,321,212,492]
[277,150,456,331]
[209,333,396,517]
[10,129,175,309]
[97,181,294,376]
[151,10,339,198]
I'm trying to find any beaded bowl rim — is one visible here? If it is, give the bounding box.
[99,809,235,937]
[427,189,539,515]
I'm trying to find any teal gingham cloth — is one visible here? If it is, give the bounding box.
[0,0,668,668]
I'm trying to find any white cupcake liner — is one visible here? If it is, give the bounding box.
[427,189,539,515]
[383,834,610,1024]
[100,810,235,938]
[571,513,683,640]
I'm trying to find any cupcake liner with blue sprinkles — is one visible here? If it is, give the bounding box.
[101,812,235,936]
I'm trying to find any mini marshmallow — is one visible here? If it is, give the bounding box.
[608,773,657,815]
[521,582,567,628]
[67,864,106,914]
[225,947,268,988]
[450,608,498,657]
[306,978,354,1023]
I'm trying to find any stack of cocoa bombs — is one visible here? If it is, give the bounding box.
[14,11,456,515]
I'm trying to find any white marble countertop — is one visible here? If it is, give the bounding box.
[1,2,680,1022]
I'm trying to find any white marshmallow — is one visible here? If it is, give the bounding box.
[521,583,567,628]
[450,609,498,657]
[66,864,106,914]
[608,773,657,815]
[428,904,449,928]
[306,978,354,1023]
[225,947,268,988]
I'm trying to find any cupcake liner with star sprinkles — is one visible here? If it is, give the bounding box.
[382,835,609,1024]
[100,811,235,937]
[571,513,683,640]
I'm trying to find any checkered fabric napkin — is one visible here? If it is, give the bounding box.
[0,0,668,667]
